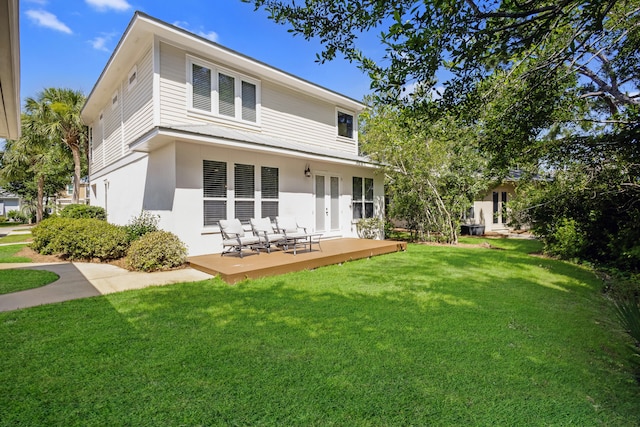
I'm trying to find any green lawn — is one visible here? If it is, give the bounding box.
[0,244,32,263]
[0,269,59,294]
[1,240,639,425]
[0,233,32,244]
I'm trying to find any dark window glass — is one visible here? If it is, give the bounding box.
[192,64,211,111]
[203,160,226,198]
[338,112,353,138]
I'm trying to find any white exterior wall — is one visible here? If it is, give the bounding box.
[157,41,358,155]
[91,140,382,256]
[472,183,517,232]
[89,45,154,174]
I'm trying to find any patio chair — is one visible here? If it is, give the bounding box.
[219,219,262,258]
[250,217,286,254]
[275,216,321,255]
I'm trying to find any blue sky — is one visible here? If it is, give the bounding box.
[19,0,384,106]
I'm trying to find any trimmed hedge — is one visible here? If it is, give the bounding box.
[31,217,129,261]
[127,230,187,272]
[59,204,107,220]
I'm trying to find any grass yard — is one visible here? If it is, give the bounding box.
[1,240,639,425]
[0,244,32,263]
[0,269,59,294]
[0,233,32,244]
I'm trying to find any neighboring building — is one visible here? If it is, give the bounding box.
[0,0,21,140]
[469,181,517,234]
[0,187,21,217]
[54,178,90,212]
[467,171,531,234]
[81,12,383,256]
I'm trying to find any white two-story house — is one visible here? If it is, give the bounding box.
[81,12,383,256]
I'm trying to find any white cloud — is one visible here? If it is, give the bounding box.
[25,0,49,5]
[26,9,72,34]
[85,0,131,12]
[173,20,219,43]
[89,33,116,52]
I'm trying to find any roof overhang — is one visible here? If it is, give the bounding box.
[130,125,379,169]
[82,11,365,123]
[0,0,21,140]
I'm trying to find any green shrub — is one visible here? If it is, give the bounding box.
[31,217,128,261]
[544,218,585,260]
[7,210,27,223]
[124,211,159,242]
[356,217,384,239]
[127,230,187,272]
[59,204,107,220]
[31,217,74,254]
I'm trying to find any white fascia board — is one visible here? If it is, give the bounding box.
[0,0,20,139]
[130,127,378,169]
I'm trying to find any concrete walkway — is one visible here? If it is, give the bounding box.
[0,224,214,312]
[0,262,214,312]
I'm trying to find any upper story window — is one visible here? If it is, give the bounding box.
[111,91,119,110]
[128,65,137,91]
[337,111,354,139]
[188,57,260,124]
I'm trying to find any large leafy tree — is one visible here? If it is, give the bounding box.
[360,101,488,243]
[0,110,74,223]
[247,0,639,113]
[247,0,640,268]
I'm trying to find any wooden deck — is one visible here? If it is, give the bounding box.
[188,238,407,284]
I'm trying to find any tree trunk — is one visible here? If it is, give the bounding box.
[36,174,44,223]
[71,144,81,204]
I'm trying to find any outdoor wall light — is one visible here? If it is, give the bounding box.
[304,164,311,177]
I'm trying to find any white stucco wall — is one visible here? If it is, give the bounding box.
[91,140,383,256]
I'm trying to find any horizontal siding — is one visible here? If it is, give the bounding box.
[159,42,189,126]
[261,82,357,154]
[102,87,122,166]
[122,46,154,155]
[158,42,358,155]
[90,118,104,172]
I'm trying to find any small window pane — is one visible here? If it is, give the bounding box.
[338,112,353,138]
[242,81,257,122]
[353,203,363,220]
[261,166,278,199]
[235,201,254,223]
[235,164,254,199]
[193,64,211,111]
[204,200,226,226]
[365,202,374,218]
[219,73,235,117]
[365,178,374,201]
[262,201,278,219]
[203,160,226,198]
[352,177,363,201]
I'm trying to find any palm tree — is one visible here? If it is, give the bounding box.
[38,88,87,204]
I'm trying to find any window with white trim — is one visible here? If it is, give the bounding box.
[353,177,374,219]
[203,160,227,226]
[234,163,255,223]
[128,66,137,90]
[188,58,259,124]
[338,111,354,139]
[111,91,119,110]
[261,166,279,219]
[203,161,279,227]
